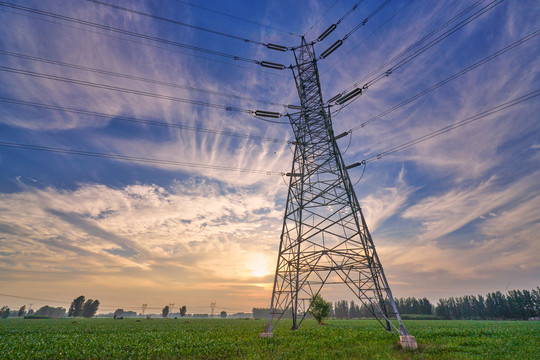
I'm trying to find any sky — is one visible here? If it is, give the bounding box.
[0,0,539,316]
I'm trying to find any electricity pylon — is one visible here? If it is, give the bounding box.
[260,38,416,348]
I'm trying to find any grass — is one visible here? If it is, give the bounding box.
[0,318,538,359]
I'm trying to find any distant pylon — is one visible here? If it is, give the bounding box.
[260,38,416,348]
[210,301,216,317]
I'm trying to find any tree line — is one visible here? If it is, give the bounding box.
[2,287,538,320]
[435,288,540,320]
[0,295,100,319]
[253,287,540,320]
[1,304,67,319]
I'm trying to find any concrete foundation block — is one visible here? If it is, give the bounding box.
[259,332,273,338]
[400,335,418,350]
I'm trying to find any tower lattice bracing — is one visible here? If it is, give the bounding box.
[262,38,411,338]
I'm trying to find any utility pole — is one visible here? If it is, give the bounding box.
[260,38,416,350]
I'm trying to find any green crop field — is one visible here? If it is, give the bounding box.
[0,318,538,359]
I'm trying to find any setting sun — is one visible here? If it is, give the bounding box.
[246,253,274,278]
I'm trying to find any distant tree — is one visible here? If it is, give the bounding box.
[162,306,170,318]
[328,302,335,318]
[349,301,361,319]
[18,305,26,318]
[532,287,540,317]
[334,300,349,319]
[180,305,187,317]
[309,294,330,324]
[220,311,227,318]
[82,299,100,318]
[0,306,10,318]
[68,296,85,317]
[252,308,270,319]
[476,295,486,319]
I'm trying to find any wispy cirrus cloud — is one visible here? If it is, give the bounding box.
[401,170,540,242]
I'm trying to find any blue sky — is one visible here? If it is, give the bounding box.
[0,0,539,315]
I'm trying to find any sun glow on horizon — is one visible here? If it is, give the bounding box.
[246,253,274,278]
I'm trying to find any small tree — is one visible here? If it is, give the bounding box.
[18,305,26,318]
[68,296,85,317]
[82,299,100,318]
[220,311,227,318]
[162,306,170,318]
[309,294,330,324]
[180,305,187,317]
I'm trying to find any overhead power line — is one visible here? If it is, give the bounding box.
[0,293,72,305]
[338,0,486,91]
[0,65,289,122]
[0,97,290,144]
[173,0,300,37]
[317,0,392,59]
[323,0,416,74]
[350,29,540,131]
[303,0,342,38]
[337,0,501,97]
[361,89,540,163]
[2,9,290,79]
[0,1,281,67]
[340,0,392,42]
[0,141,285,175]
[0,50,286,107]
[329,0,503,107]
[86,0,289,51]
[311,0,363,41]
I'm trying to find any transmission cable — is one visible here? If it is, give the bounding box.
[1,9,290,79]
[173,0,300,37]
[317,0,392,60]
[311,0,364,41]
[0,50,287,107]
[0,141,285,175]
[335,0,366,27]
[303,0,341,38]
[0,97,290,145]
[0,1,272,67]
[86,0,289,51]
[341,0,392,42]
[361,89,540,164]
[329,0,503,108]
[339,0,499,95]
[349,29,540,132]
[361,0,504,90]
[351,161,367,186]
[0,65,291,123]
[323,0,416,74]
[340,0,486,91]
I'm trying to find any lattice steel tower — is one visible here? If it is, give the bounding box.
[260,38,416,347]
